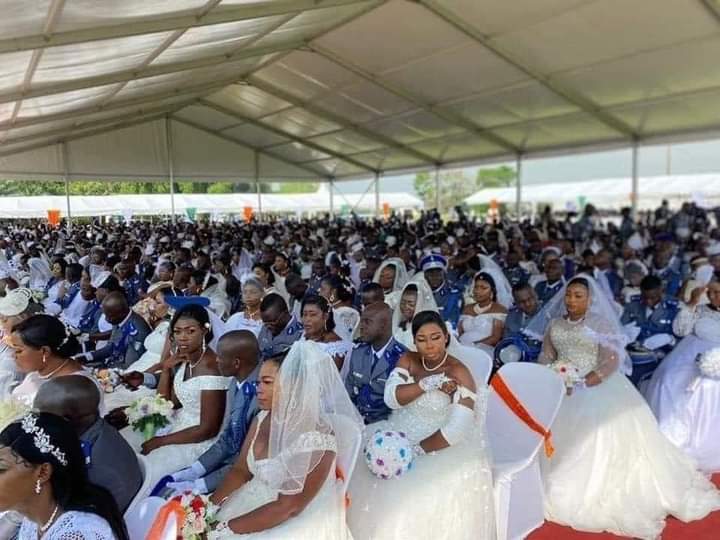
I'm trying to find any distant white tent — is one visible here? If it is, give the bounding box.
[0,188,422,219]
[465,174,720,211]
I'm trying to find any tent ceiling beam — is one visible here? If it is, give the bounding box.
[308,43,520,154]
[246,76,437,165]
[0,0,372,54]
[171,116,329,180]
[701,0,720,22]
[199,99,377,174]
[418,0,638,141]
[0,40,300,106]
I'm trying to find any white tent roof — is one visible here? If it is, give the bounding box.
[465,174,720,210]
[0,188,422,218]
[1,0,720,183]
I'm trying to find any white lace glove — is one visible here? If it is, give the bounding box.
[166,478,208,495]
[418,374,451,393]
[172,462,205,482]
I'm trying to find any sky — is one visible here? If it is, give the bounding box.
[332,138,720,195]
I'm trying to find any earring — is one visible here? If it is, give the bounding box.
[42,353,47,365]
[35,480,42,494]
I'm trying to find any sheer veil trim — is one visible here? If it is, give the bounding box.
[373,257,410,293]
[391,277,439,334]
[463,255,513,308]
[523,273,632,375]
[253,340,363,495]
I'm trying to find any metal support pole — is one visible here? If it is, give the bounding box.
[376,174,381,216]
[61,142,72,233]
[165,117,176,225]
[329,178,335,218]
[631,142,639,217]
[434,167,440,213]
[515,154,522,218]
[254,151,262,222]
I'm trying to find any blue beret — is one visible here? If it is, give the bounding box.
[419,253,448,272]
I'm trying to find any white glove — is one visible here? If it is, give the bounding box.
[171,461,205,482]
[166,478,208,495]
[623,323,641,343]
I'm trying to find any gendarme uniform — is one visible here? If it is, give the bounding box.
[257,316,303,360]
[621,295,679,385]
[534,278,565,306]
[419,254,463,328]
[345,337,407,425]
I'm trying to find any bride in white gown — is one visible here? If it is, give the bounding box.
[209,340,361,539]
[373,257,410,310]
[392,279,439,351]
[348,310,496,540]
[458,271,508,353]
[124,304,230,488]
[644,282,720,472]
[526,275,720,539]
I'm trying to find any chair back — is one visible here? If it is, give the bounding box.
[450,343,492,385]
[125,496,166,540]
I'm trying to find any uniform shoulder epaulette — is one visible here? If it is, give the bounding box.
[391,341,407,354]
[352,341,368,350]
[664,297,679,307]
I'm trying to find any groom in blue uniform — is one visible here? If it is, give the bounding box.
[419,254,463,328]
[621,275,679,386]
[164,330,261,494]
[345,302,406,424]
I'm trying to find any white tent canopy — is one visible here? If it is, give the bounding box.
[0,188,422,219]
[1,0,720,186]
[465,174,720,211]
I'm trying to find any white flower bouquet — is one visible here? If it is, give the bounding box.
[92,368,122,393]
[126,395,174,441]
[688,348,720,391]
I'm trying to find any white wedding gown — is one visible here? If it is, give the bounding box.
[458,312,506,355]
[347,384,496,540]
[124,364,230,487]
[644,305,720,473]
[215,411,351,539]
[541,318,720,539]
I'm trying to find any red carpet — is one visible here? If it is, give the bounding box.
[528,475,720,540]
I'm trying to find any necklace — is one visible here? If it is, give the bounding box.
[40,505,59,533]
[566,315,585,325]
[188,350,206,375]
[245,307,260,319]
[473,302,493,315]
[39,360,69,380]
[422,351,448,372]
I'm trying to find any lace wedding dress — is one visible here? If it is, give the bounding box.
[18,511,114,540]
[644,305,720,472]
[541,317,720,539]
[212,410,350,539]
[125,363,230,487]
[347,377,496,540]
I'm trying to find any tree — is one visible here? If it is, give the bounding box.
[476,165,516,188]
[414,170,478,213]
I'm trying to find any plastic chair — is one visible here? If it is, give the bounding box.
[124,496,167,540]
[488,363,564,540]
[449,342,493,385]
[329,413,362,485]
[123,454,153,519]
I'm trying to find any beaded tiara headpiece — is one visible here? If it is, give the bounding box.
[20,415,68,466]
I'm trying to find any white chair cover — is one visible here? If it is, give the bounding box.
[449,342,492,385]
[123,454,152,520]
[330,412,362,484]
[125,496,166,540]
[487,363,564,540]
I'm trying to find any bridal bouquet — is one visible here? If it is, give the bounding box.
[170,491,219,540]
[550,362,584,390]
[126,395,174,441]
[688,348,720,391]
[364,430,414,480]
[0,398,29,431]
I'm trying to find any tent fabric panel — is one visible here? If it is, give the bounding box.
[172,104,240,132]
[55,0,208,33]
[170,120,255,180]
[18,84,118,118]
[362,109,466,144]
[0,50,35,95]
[257,153,322,181]
[302,157,368,178]
[443,81,581,129]
[33,31,175,84]
[0,143,62,177]
[222,123,290,149]
[264,141,333,164]
[259,107,342,138]
[65,119,167,179]
[314,0,468,74]
[304,130,384,155]
[489,0,718,75]
[411,133,506,163]
[205,85,293,120]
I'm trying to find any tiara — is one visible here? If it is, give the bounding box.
[21,415,68,466]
